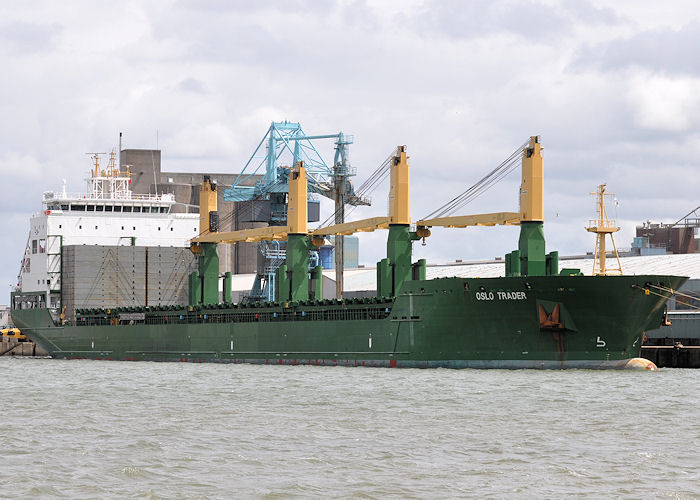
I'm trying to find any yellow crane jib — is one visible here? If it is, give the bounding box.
[310,217,391,238]
[416,212,522,229]
[414,212,521,243]
[193,226,290,244]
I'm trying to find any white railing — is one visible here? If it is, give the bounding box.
[43,192,175,203]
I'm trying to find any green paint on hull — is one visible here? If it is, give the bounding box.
[11,274,686,369]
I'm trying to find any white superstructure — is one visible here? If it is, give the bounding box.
[17,152,199,308]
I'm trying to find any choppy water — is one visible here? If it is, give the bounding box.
[1,358,699,499]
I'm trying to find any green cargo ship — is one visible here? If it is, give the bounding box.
[11,137,684,369]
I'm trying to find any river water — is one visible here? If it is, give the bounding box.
[1,357,698,499]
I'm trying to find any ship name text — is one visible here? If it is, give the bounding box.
[475,291,527,301]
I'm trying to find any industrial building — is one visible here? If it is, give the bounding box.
[633,207,700,256]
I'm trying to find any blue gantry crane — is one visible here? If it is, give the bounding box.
[223,121,367,300]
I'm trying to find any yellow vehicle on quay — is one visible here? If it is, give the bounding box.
[1,328,27,341]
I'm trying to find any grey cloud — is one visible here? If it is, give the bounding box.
[409,0,620,42]
[410,0,609,42]
[0,21,62,54]
[178,77,208,93]
[174,0,334,16]
[148,8,383,85]
[572,22,700,75]
[150,11,289,67]
[566,0,619,25]
[340,0,381,31]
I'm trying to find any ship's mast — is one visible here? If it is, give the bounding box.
[586,184,622,275]
[86,150,133,200]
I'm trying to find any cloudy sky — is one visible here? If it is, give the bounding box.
[2,0,700,294]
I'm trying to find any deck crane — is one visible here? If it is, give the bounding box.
[222,121,368,301]
[415,136,557,277]
[190,136,557,304]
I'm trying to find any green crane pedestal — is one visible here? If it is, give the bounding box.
[507,223,559,277]
[518,222,546,276]
[199,243,219,304]
[188,271,201,306]
[286,234,311,302]
[387,225,413,296]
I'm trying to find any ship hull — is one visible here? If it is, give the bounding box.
[11,275,685,369]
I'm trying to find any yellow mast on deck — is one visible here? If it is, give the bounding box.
[586,184,622,275]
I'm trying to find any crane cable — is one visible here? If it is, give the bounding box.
[316,147,398,229]
[421,139,529,221]
[641,287,700,310]
[648,284,700,310]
